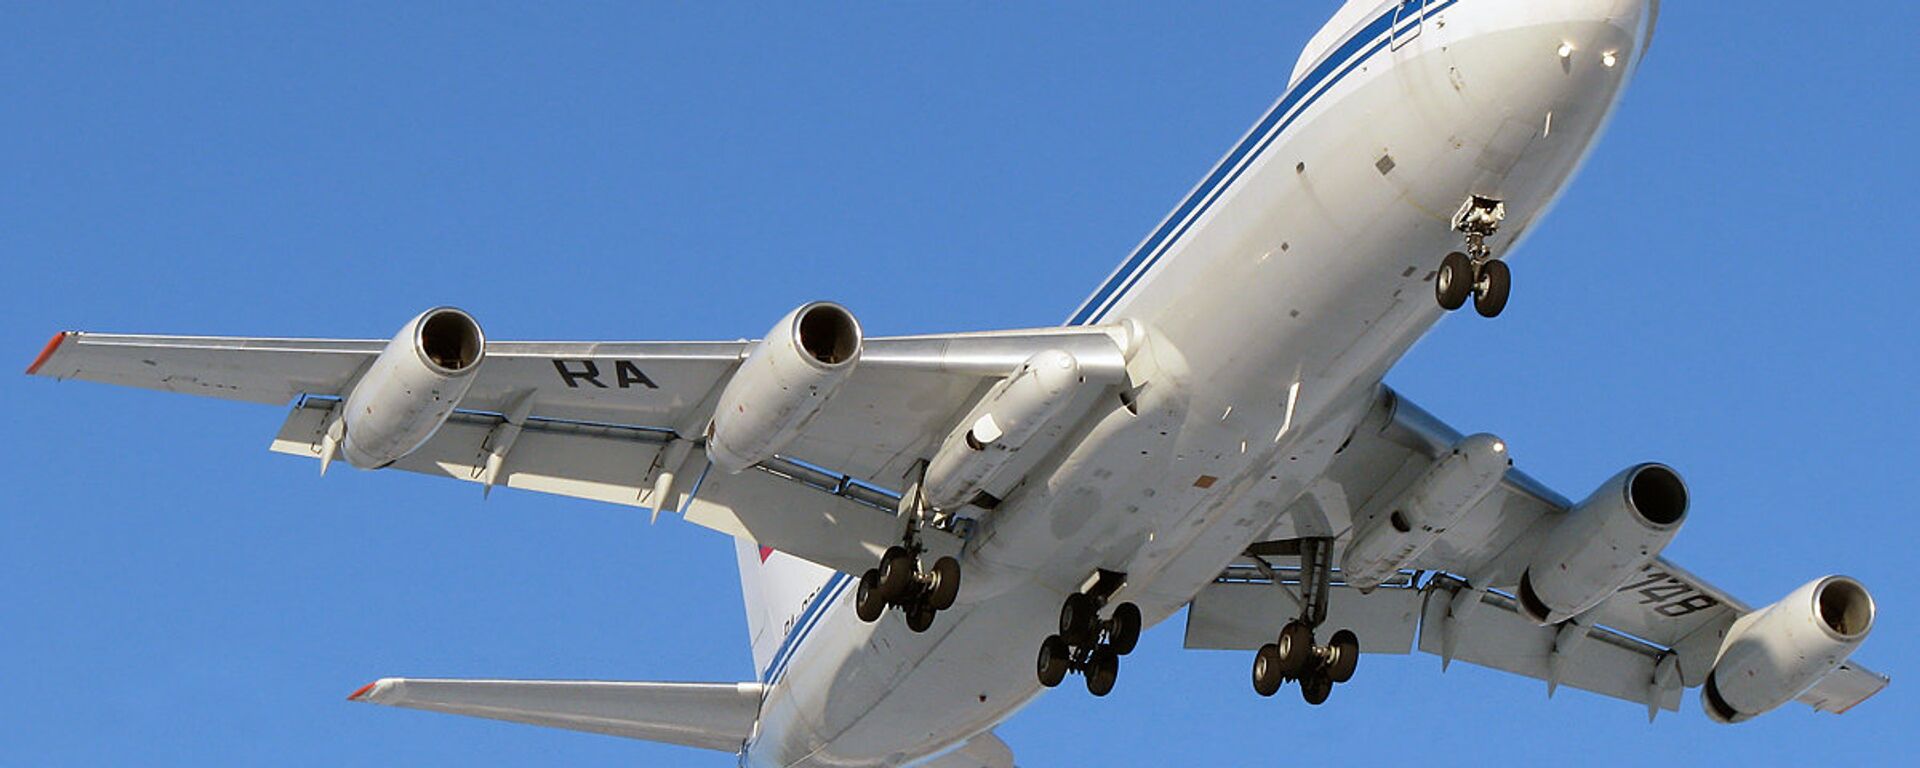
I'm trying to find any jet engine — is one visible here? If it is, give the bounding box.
[1342,433,1510,591]
[1703,576,1876,723]
[1516,463,1688,624]
[706,302,862,473]
[340,307,486,469]
[921,349,1084,510]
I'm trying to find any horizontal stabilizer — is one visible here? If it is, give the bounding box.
[349,678,763,753]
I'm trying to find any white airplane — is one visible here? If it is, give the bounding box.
[25,0,1886,766]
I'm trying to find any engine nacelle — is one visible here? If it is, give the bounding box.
[706,302,862,473]
[1703,576,1876,724]
[1516,463,1688,624]
[1342,433,1510,591]
[341,307,486,469]
[921,349,1083,510]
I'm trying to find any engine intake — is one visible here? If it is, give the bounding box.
[706,302,863,473]
[1703,576,1876,723]
[341,307,486,469]
[1516,463,1688,624]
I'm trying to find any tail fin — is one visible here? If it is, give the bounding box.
[734,537,839,680]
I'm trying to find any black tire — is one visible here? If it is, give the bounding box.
[1037,635,1070,688]
[926,556,962,611]
[1473,258,1511,318]
[1436,251,1473,311]
[1276,621,1314,677]
[1059,593,1100,647]
[1301,672,1333,706]
[1252,643,1285,697]
[1107,602,1143,655]
[1086,646,1120,697]
[877,546,915,601]
[905,603,937,633]
[855,569,886,623]
[1327,628,1360,684]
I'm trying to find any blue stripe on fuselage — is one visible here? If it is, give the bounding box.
[1066,0,1456,326]
[762,571,852,686]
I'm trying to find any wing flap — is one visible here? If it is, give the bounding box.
[270,398,675,507]
[1418,580,1683,715]
[1184,579,1421,654]
[269,398,960,576]
[350,678,763,752]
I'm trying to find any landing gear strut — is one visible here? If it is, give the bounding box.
[1036,570,1142,697]
[1436,195,1510,318]
[855,467,963,632]
[1248,538,1362,705]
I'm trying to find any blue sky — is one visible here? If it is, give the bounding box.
[3,2,1915,765]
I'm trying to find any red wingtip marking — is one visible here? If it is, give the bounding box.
[25,332,68,375]
[347,682,377,701]
[758,546,775,563]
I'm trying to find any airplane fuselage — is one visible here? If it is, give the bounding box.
[751,2,1656,765]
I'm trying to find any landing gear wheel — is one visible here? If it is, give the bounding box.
[905,602,937,633]
[1275,621,1314,678]
[877,546,915,600]
[1059,593,1101,647]
[1327,629,1360,684]
[1086,646,1120,697]
[1473,258,1511,318]
[1037,635,1070,688]
[855,569,886,623]
[1436,251,1473,311]
[1107,602,1143,655]
[926,556,962,611]
[1301,671,1333,706]
[1252,643,1285,697]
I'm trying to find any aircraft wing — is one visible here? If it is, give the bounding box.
[26,321,1130,575]
[1193,387,1886,719]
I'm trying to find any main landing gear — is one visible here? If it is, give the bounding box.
[1249,538,1361,705]
[1435,195,1511,318]
[1036,571,1142,697]
[854,545,961,632]
[855,466,962,633]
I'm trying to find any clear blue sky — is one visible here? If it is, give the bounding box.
[4,2,1914,765]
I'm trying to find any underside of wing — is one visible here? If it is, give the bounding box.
[1215,386,1886,721]
[32,304,1132,580]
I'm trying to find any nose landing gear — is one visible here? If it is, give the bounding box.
[1435,196,1511,318]
[1036,571,1142,697]
[1247,538,1363,705]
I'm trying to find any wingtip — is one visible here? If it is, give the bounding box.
[25,331,70,375]
[348,678,405,703]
